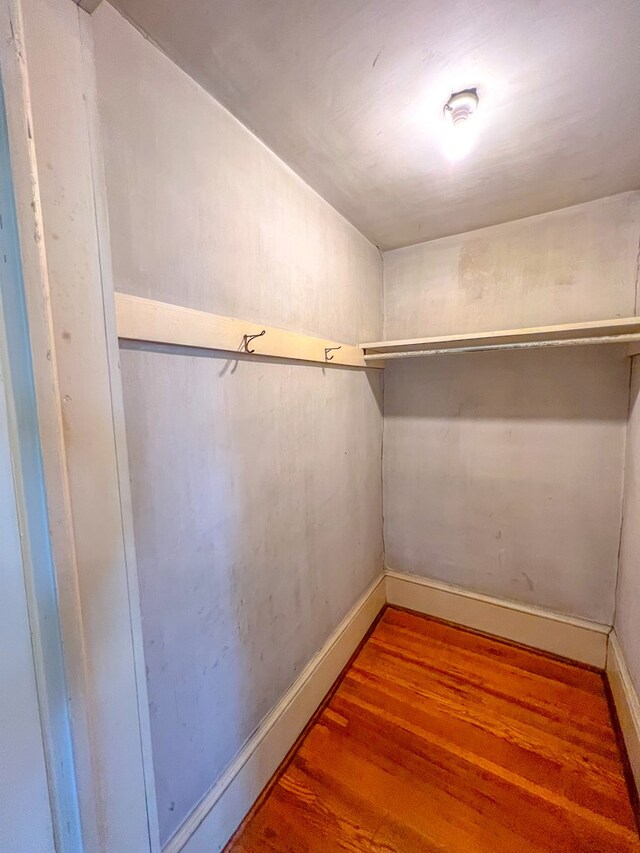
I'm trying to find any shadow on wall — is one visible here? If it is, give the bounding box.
[629,358,640,412]
[383,345,631,421]
[120,340,384,406]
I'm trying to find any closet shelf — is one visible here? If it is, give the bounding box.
[360,317,640,361]
[114,292,383,370]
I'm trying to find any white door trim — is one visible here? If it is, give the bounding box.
[0,0,158,848]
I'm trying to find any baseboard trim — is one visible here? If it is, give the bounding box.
[164,573,386,853]
[165,569,614,850]
[607,630,640,797]
[384,569,610,668]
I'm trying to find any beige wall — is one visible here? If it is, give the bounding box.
[616,358,640,693]
[93,4,381,344]
[382,194,640,623]
[55,0,640,837]
[16,0,640,848]
[91,4,383,845]
[383,348,629,622]
[384,192,640,339]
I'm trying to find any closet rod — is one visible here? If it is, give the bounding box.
[363,333,640,361]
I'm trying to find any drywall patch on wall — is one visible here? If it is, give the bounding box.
[382,347,629,624]
[383,192,640,339]
[616,357,640,695]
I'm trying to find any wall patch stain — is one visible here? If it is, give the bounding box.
[554,274,575,288]
[522,572,534,592]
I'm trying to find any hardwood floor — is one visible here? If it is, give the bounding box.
[227,607,640,852]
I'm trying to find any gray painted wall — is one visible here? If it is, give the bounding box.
[384,192,640,339]
[92,3,380,344]
[91,4,383,844]
[616,358,640,693]
[120,350,382,841]
[383,348,629,622]
[90,0,640,837]
[382,194,640,623]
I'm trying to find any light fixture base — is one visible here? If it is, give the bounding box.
[444,89,479,126]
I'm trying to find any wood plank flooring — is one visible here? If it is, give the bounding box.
[227,607,640,852]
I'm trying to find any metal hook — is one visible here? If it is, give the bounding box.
[324,346,342,361]
[243,329,266,353]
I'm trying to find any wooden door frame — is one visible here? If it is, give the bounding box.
[0,0,159,849]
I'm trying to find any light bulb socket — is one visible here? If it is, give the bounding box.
[444,89,479,125]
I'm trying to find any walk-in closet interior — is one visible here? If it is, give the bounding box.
[2,0,640,850]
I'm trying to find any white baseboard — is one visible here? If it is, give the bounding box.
[607,630,640,797]
[384,569,610,668]
[164,574,386,853]
[166,570,616,852]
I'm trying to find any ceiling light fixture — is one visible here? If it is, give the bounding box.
[443,88,479,162]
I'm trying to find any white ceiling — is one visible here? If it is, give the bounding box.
[111,0,640,250]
